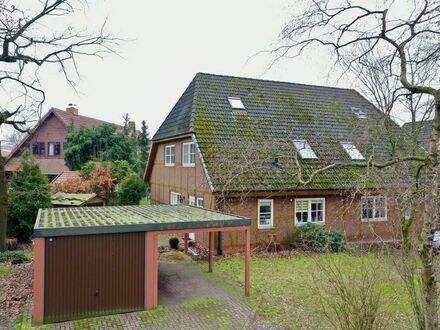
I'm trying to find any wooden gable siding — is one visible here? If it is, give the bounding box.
[148,136,215,209]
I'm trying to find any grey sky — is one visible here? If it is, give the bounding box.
[37,0,340,136]
[4,0,419,139]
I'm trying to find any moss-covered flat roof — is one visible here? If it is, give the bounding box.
[51,192,99,206]
[34,205,250,237]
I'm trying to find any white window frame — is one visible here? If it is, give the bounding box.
[258,199,274,229]
[165,145,175,167]
[189,195,196,206]
[294,198,325,226]
[227,96,245,109]
[361,196,387,222]
[197,197,204,208]
[170,191,181,205]
[182,142,196,167]
[292,139,318,159]
[340,142,364,160]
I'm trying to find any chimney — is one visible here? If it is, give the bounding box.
[128,121,136,135]
[66,103,78,116]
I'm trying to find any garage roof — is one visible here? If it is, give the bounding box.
[34,205,250,237]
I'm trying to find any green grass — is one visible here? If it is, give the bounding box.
[139,199,151,206]
[0,263,11,278]
[205,253,414,330]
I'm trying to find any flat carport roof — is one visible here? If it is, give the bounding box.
[33,205,252,325]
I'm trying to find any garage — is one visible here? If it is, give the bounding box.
[32,205,251,325]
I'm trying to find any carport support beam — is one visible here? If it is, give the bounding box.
[245,228,250,296]
[145,232,158,309]
[208,232,214,272]
[33,237,45,325]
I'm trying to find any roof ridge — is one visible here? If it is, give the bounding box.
[51,107,123,128]
[196,72,356,92]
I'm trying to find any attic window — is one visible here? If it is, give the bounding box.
[351,107,367,119]
[228,97,245,109]
[292,140,317,159]
[341,142,364,160]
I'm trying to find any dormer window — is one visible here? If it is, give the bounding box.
[292,140,317,159]
[228,97,245,109]
[341,142,364,160]
[351,107,367,119]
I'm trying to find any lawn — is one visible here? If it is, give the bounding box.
[139,199,151,206]
[203,253,415,330]
[0,263,11,278]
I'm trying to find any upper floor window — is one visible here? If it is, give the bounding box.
[341,142,364,160]
[228,97,245,109]
[292,140,317,159]
[48,142,61,156]
[197,197,204,208]
[32,142,45,156]
[295,198,325,225]
[258,199,273,228]
[165,145,175,166]
[182,142,195,166]
[361,196,387,221]
[170,192,182,205]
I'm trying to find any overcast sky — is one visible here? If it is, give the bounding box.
[33,0,347,137]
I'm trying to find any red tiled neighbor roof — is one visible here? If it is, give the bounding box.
[51,108,124,131]
[51,171,83,186]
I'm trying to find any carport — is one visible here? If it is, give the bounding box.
[33,205,251,324]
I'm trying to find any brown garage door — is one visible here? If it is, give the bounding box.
[44,232,145,323]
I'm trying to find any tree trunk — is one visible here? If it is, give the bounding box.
[419,96,440,330]
[0,142,7,251]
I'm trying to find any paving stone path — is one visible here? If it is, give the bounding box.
[46,262,271,330]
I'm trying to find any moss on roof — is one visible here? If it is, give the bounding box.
[34,205,250,237]
[51,192,98,206]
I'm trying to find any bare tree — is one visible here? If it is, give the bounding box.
[270,1,439,328]
[0,0,120,251]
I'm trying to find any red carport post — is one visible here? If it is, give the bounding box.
[33,237,45,325]
[208,232,214,273]
[145,231,158,309]
[245,227,251,296]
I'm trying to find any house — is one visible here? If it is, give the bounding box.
[5,105,126,180]
[402,120,432,150]
[51,192,107,207]
[145,73,411,251]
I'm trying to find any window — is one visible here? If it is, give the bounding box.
[341,142,364,160]
[197,197,204,208]
[351,107,367,119]
[170,192,182,205]
[32,142,45,156]
[165,145,175,166]
[228,97,245,109]
[292,140,317,159]
[182,142,195,166]
[48,142,61,156]
[362,196,387,221]
[295,198,325,225]
[189,195,196,206]
[258,199,273,228]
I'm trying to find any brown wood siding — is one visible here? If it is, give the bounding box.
[44,233,145,323]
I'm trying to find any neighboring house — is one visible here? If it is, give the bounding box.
[51,171,87,192]
[145,73,411,251]
[5,105,126,180]
[51,192,107,207]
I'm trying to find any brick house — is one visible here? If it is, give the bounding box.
[145,73,411,251]
[5,105,124,180]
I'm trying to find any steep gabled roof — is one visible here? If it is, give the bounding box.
[150,73,415,192]
[402,120,432,151]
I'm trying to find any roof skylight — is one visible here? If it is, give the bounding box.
[341,142,364,160]
[292,140,317,159]
[351,107,367,119]
[228,97,245,109]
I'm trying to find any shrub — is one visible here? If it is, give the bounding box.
[0,250,29,264]
[294,223,345,252]
[169,237,179,249]
[188,240,196,248]
[7,151,52,242]
[117,174,146,205]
